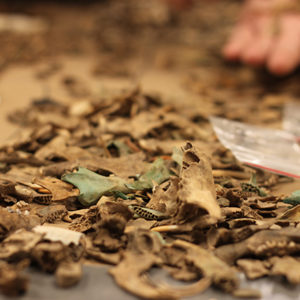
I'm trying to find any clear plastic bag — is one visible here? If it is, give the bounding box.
[283,102,300,139]
[210,116,300,178]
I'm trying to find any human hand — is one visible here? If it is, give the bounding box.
[223,0,300,75]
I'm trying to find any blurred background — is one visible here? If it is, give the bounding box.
[0,0,299,142]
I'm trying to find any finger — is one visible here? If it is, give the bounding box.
[268,14,300,75]
[223,21,255,61]
[241,15,274,65]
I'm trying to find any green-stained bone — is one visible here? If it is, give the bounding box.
[112,191,129,200]
[241,173,267,197]
[126,158,170,190]
[62,159,170,206]
[62,167,130,206]
[283,190,300,206]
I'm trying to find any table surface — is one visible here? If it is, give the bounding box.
[1,265,300,300]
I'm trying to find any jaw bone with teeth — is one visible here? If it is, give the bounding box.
[215,228,300,265]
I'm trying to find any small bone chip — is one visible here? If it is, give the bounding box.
[55,262,82,288]
[0,261,28,296]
